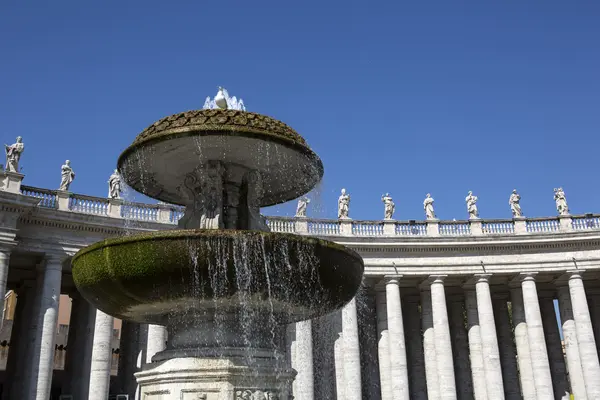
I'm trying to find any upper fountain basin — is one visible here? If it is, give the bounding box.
[71,229,364,325]
[117,109,324,207]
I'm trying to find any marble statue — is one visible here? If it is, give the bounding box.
[296,196,310,217]
[338,188,350,219]
[554,187,569,216]
[203,87,246,111]
[423,193,436,220]
[108,169,122,199]
[509,189,523,217]
[59,160,75,191]
[179,162,225,230]
[466,191,479,219]
[381,193,395,220]
[4,136,24,173]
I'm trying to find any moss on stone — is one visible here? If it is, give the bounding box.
[72,230,364,324]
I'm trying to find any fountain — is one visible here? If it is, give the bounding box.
[71,88,364,399]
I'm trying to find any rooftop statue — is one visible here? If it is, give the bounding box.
[296,196,310,217]
[4,136,24,173]
[108,169,122,199]
[424,193,436,220]
[203,87,246,111]
[381,193,395,220]
[59,160,75,191]
[466,191,479,219]
[554,187,569,216]
[509,189,523,217]
[338,188,350,219]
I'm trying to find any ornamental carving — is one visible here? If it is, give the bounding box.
[134,109,307,147]
[234,389,279,400]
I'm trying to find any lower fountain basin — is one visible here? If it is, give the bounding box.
[71,229,364,325]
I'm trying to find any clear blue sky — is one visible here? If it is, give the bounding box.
[2,1,599,221]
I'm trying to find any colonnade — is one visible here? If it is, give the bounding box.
[289,271,600,400]
[2,246,600,400]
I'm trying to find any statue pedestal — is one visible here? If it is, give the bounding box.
[558,214,573,232]
[0,170,24,194]
[383,220,396,235]
[513,217,527,234]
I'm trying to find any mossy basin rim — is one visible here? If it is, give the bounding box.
[72,229,364,325]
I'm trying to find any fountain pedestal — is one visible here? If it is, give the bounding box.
[136,314,294,399]
[136,354,293,400]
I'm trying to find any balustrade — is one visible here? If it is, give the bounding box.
[14,185,600,238]
[527,218,560,233]
[121,203,159,222]
[572,215,600,231]
[20,186,58,209]
[439,221,471,236]
[308,220,341,236]
[482,220,515,235]
[396,222,427,236]
[69,194,109,216]
[352,221,384,236]
[267,218,296,233]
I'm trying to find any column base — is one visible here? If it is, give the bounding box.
[136,355,295,400]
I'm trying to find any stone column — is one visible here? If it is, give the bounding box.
[12,273,44,400]
[475,275,505,400]
[334,331,345,400]
[509,287,536,400]
[465,289,488,400]
[4,285,32,400]
[375,290,392,400]
[116,321,147,399]
[28,255,64,400]
[589,292,600,363]
[421,288,440,400]
[492,295,520,400]
[557,286,587,400]
[146,324,167,363]
[567,270,600,398]
[448,294,473,400]
[404,296,427,400]
[430,276,457,400]
[63,293,97,399]
[520,273,553,399]
[539,295,568,398]
[342,297,362,399]
[294,320,315,400]
[0,250,10,320]
[385,277,409,400]
[88,309,115,400]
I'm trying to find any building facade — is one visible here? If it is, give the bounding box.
[1,175,600,399]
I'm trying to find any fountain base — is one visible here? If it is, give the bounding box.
[136,320,294,399]
[135,353,294,400]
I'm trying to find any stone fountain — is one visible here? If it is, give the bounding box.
[71,88,364,399]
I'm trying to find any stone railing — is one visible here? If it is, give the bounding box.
[14,185,600,237]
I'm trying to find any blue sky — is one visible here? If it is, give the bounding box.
[2,1,599,221]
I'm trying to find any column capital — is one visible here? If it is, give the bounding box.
[383,274,402,285]
[566,269,585,280]
[519,272,538,282]
[420,275,447,289]
[44,252,70,267]
[474,273,492,282]
[429,275,447,284]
